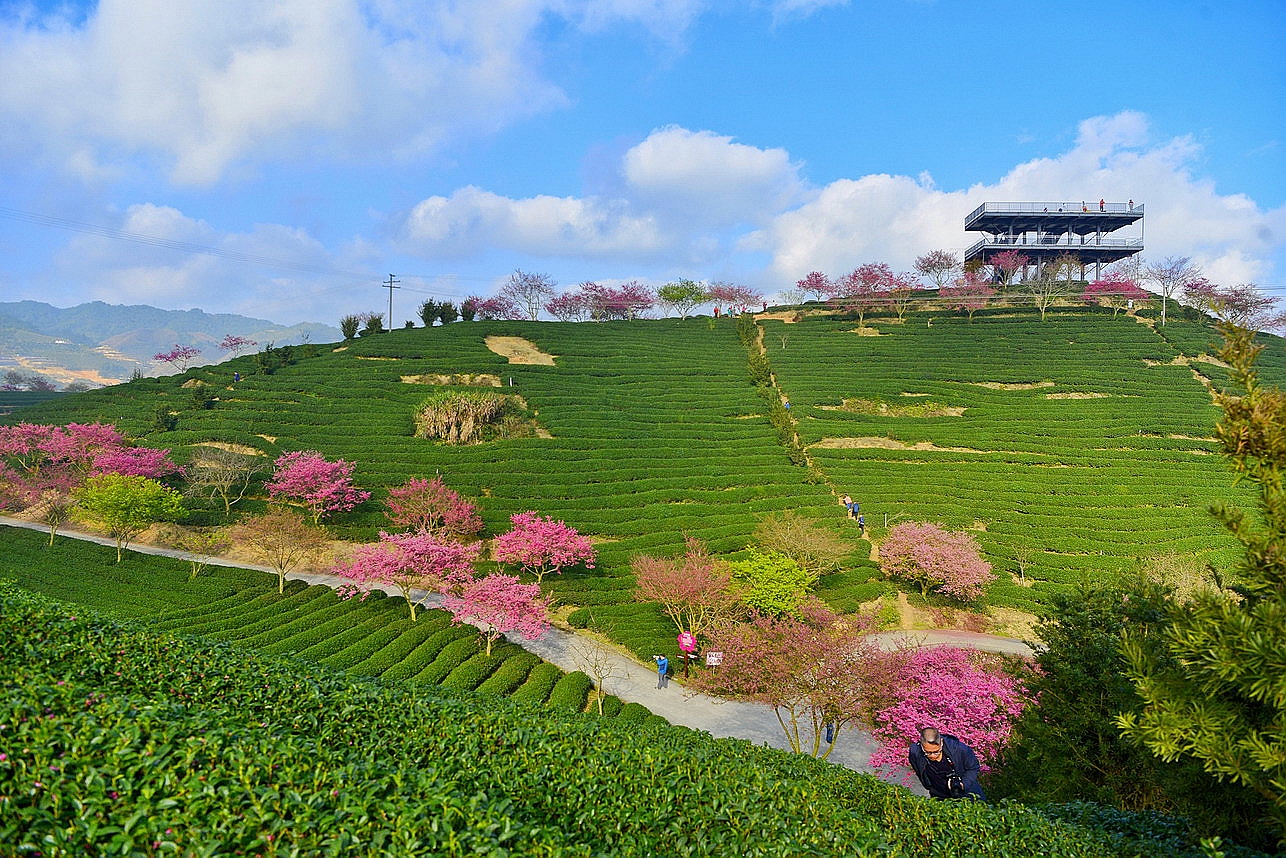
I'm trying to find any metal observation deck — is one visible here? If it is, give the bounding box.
[963,201,1144,270]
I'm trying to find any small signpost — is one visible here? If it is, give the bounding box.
[677,632,697,676]
[705,651,723,667]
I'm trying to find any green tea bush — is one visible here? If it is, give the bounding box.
[412,635,480,685]
[474,652,540,696]
[546,670,594,712]
[3,578,1272,856]
[510,662,562,705]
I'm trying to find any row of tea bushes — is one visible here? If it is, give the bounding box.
[3,585,1266,858]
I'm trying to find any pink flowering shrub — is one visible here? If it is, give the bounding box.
[266,450,371,524]
[384,477,483,539]
[93,447,182,480]
[869,646,1032,778]
[331,530,479,621]
[442,573,550,655]
[879,521,995,601]
[492,511,595,583]
[0,422,129,508]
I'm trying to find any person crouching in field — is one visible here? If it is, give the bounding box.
[908,727,986,800]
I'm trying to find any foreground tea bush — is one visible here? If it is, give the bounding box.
[2,586,1269,858]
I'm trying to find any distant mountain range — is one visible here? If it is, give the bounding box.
[0,300,340,388]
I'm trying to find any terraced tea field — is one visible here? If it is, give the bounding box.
[8,309,1280,643]
[765,310,1272,608]
[0,526,652,721]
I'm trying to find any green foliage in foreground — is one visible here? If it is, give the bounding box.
[2,585,1272,858]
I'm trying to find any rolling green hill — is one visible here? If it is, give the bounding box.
[6,306,1275,657]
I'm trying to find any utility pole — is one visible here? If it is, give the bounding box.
[384,274,400,328]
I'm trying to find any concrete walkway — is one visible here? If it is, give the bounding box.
[2,516,1031,779]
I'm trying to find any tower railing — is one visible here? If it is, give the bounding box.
[966,201,1143,220]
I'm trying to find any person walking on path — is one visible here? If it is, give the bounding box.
[840,495,860,519]
[908,727,985,801]
[653,654,669,689]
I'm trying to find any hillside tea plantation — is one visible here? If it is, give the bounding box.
[6,310,1280,655]
[3,584,1269,858]
[0,527,654,721]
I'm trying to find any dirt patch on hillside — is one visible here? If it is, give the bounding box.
[967,380,1055,391]
[356,356,398,361]
[256,434,278,444]
[485,336,557,365]
[1045,392,1111,400]
[1144,354,1229,369]
[819,398,965,417]
[192,441,265,457]
[755,311,803,324]
[401,373,502,387]
[812,437,987,453]
[850,326,882,336]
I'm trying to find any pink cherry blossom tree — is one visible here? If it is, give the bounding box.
[579,281,656,320]
[940,272,998,321]
[462,295,521,321]
[1184,280,1286,332]
[154,344,202,372]
[990,250,1029,286]
[632,537,742,643]
[795,271,833,302]
[1082,278,1150,317]
[879,521,995,602]
[914,250,960,290]
[706,281,762,315]
[92,446,182,480]
[218,335,258,358]
[266,450,371,524]
[545,290,591,322]
[492,511,595,583]
[384,476,483,539]
[693,600,879,759]
[868,646,1032,778]
[332,530,480,620]
[443,573,550,655]
[831,263,896,327]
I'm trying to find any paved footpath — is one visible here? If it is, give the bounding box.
[3,517,1035,779]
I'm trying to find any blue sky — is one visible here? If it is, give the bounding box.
[0,0,1282,325]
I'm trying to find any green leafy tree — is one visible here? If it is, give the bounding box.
[339,314,361,339]
[75,473,185,562]
[728,548,819,616]
[656,279,708,319]
[1118,322,1286,842]
[418,299,441,327]
[992,580,1264,842]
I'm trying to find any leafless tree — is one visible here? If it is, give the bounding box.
[572,642,618,716]
[1145,256,1202,326]
[501,270,558,321]
[186,446,261,513]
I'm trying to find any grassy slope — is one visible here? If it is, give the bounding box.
[7,309,1281,651]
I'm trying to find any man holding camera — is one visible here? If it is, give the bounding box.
[908,727,986,800]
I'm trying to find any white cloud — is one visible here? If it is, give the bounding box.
[748,111,1286,289]
[0,0,703,184]
[403,186,670,259]
[399,125,805,262]
[622,126,804,227]
[47,203,371,324]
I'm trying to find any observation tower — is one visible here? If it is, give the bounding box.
[963,201,1143,280]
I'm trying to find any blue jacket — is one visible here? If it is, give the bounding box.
[908,734,986,800]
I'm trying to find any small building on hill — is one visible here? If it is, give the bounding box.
[964,201,1143,281]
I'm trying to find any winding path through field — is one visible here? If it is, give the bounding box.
[2,516,1031,783]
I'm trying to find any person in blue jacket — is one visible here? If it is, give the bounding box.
[908,727,986,800]
[653,654,669,689]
